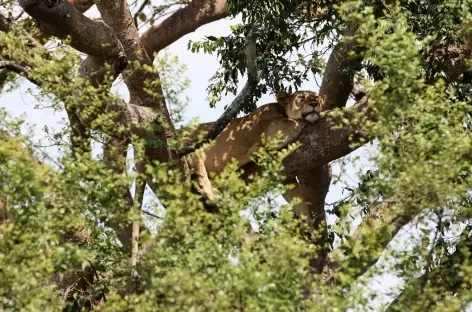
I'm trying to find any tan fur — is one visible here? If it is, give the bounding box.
[183,91,323,205]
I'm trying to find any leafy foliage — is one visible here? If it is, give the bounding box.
[1,0,472,311]
[189,0,340,110]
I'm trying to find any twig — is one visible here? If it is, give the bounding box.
[133,0,149,28]
[142,209,162,219]
[0,59,41,86]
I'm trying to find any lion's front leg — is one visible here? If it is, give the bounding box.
[267,119,307,150]
[186,153,221,202]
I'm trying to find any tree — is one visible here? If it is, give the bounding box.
[1,0,472,311]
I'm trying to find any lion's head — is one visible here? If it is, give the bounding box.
[276,90,323,123]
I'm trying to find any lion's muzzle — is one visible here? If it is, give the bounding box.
[302,95,322,123]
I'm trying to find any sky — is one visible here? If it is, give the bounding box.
[0,5,421,310]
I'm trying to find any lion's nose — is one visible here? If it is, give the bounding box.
[302,105,315,117]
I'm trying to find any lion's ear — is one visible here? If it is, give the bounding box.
[276,91,290,105]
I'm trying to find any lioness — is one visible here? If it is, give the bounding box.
[183,90,324,206]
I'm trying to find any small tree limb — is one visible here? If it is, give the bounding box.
[205,23,260,138]
[0,59,41,86]
[179,23,261,156]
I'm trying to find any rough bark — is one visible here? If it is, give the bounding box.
[69,0,95,13]
[19,0,128,75]
[283,95,368,175]
[319,22,361,110]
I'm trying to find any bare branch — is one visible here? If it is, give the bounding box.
[141,0,229,58]
[142,209,162,219]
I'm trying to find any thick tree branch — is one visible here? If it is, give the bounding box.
[78,0,228,108]
[92,3,177,227]
[426,38,472,83]
[93,0,174,174]
[19,0,128,75]
[93,0,167,112]
[275,22,363,271]
[186,94,368,184]
[68,0,95,13]
[319,22,361,110]
[282,95,369,177]
[141,0,229,58]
